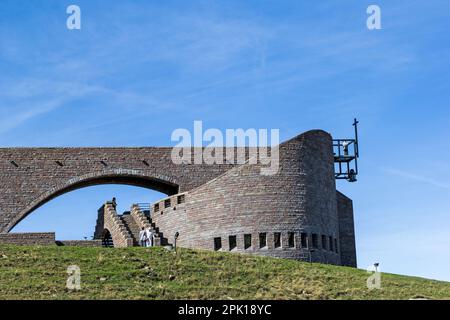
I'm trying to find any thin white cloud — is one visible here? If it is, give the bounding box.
[0,79,106,134]
[0,99,60,134]
[382,167,450,190]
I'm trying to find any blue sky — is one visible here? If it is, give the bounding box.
[2,0,450,282]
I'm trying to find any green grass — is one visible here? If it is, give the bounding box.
[0,245,448,300]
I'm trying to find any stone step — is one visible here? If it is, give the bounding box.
[140,213,161,236]
[143,215,166,245]
[120,213,164,246]
[119,215,140,246]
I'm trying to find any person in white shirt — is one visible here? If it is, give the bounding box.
[145,227,153,247]
[138,227,147,247]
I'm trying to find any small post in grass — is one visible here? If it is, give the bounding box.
[174,232,179,252]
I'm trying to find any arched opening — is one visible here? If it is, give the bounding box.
[102,229,114,248]
[7,172,179,233]
[11,184,167,242]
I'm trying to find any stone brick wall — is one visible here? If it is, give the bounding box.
[0,147,237,233]
[337,191,357,267]
[150,193,189,246]
[0,232,55,245]
[57,240,103,247]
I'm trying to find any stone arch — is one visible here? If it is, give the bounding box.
[6,170,179,232]
[101,229,114,247]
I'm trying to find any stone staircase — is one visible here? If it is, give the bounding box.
[130,204,165,246]
[136,211,167,246]
[94,201,165,247]
[118,205,165,247]
[119,214,141,246]
[94,202,134,248]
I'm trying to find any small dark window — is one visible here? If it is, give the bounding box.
[154,203,159,212]
[288,232,295,248]
[244,234,252,249]
[259,233,267,248]
[322,235,327,250]
[214,237,222,251]
[164,199,171,208]
[177,194,185,204]
[329,236,334,252]
[301,233,308,248]
[312,234,319,249]
[274,233,281,248]
[229,235,237,251]
[334,238,338,253]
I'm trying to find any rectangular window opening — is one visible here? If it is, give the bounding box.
[322,235,327,250]
[164,199,171,208]
[244,234,252,250]
[214,237,222,251]
[229,235,237,251]
[288,232,295,248]
[274,232,281,248]
[329,236,334,252]
[300,233,308,248]
[312,233,319,249]
[259,233,267,248]
[177,194,185,204]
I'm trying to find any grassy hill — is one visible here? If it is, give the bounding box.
[0,245,448,300]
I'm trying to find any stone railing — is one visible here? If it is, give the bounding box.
[56,240,103,247]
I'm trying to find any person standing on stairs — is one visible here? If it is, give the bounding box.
[145,227,153,247]
[112,197,117,211]
[139,227,147,247]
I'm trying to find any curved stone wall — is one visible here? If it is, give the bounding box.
[149,130,344,265]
